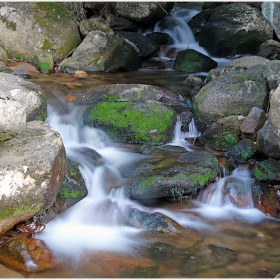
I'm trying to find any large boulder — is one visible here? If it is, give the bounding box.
[0,121,67,234]
[59,30,141,73]
[0,2,81,60]
[193,70,268,131]
[192,3,273,57]
[111,2,175,25]
[0,72,47,122]
[262,2,280,40]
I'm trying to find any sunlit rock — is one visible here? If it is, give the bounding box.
[262,2,280,40]
[0,121,66,234]
[0,72,47,121]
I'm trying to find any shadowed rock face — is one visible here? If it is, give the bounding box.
[0,121,67,235]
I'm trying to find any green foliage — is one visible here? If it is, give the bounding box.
[59,187,86,199]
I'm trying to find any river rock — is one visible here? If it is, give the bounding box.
[240,107,267,136]
[35,158,87,224]
[111,2,175,25]
[123,148,219,201]
[193,69,268,131]
[0,72,47,122]
[0,98,26,142]
[174,49,217,73]
[256,120,280,159]
[270,84,280,137]
[0,2,81,61]
[194,3,273,57]
[250,158,280,181]
[59,30,141,73]
[115,31,159,58]
[0,121,67,235]
[83,100,176,145]
[79,17,114,37]
[263,60,280,91]
[262,2,280,40]
[145,32,174,46]
[70,83,185,107]
[0,236,60,272]
[224,139,257,164]
[257,39,280,60]
[198,116,244,152]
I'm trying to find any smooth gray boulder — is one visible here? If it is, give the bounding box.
[262,2,280,40]
[0,72,47,121]
[0,121,67,234]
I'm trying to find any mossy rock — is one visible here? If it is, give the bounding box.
[174,49,217,73]
[199,116,243,152]
[123,149,219,201]
[224,139,257,163]
[83,100,176,145]
[250,158,280,182]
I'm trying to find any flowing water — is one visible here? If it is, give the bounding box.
[1,6,280,278]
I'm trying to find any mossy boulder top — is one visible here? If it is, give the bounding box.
[83,100,176,145]
[0,2,81,60]
[122,147,220,201]
[79,83,185,145]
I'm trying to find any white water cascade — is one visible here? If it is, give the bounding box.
[36,101,271,261]
[143,6,230,68]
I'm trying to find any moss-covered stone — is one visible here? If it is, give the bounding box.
[250,158,280,181]
[83,100,176,145]
[174,49,217,73]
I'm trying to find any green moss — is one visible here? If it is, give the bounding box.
[138,176,162,195]
[224,134,237,145]
[229,85,240,92]
[33,2,70,21]
[86,101,174,144]
[253,168,263,180]
[59,186,86,199]
[0,133,13,142]
[36,112,47,121]
[38,61,51,74]
[10,53,28,61]
[0,203,40,221]
[172,173,187,182]
[42,39,52,51]
[241,151,250,159]
[0,15,16,31]
[104,93,119,102]
[189,170,217,187]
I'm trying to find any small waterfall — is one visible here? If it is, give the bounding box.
[169,114,200,151]
[143,6,230,67]
[36,104,147,258]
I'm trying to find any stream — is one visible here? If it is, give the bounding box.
[1,5,280,278]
